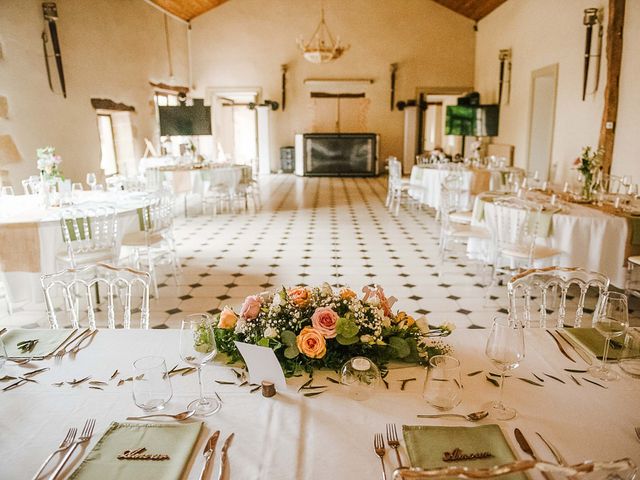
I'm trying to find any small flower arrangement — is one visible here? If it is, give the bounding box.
[573,146,602,200]
[214,284,454,376]
[36,146,64,180]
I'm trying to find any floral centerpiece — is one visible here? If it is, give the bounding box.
[214,284,453,376]
[573,146,602,201]
[37,146,64,181]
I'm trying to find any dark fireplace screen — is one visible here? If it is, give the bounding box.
[303,134,377,176]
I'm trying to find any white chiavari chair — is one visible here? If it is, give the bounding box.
[386,157,416,216]
[58,206,118,269]
[22,175,41,195]
[507,267,609,328]
[626,256,640,298]
[121,189,180,298]
[41,263,150,329]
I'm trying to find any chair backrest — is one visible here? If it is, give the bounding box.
[139,189,174,235]
[41,262,151,329]
[388,157,401,179]
[507,267,610,328]
[22,176,40,195]
[484,196,543,266]
[60,206,118,267]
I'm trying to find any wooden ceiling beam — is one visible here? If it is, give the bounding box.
[431,0,509,21]
[146,0,228,22]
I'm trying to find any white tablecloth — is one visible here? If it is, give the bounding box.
[1,328,637,479]
[468,199,629,287]
[0,192,151,304]
[408,166,473,209]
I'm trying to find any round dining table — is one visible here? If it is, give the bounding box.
[0,191,153,307]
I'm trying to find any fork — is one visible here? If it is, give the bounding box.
[635,426,640,443]
[31,427,77,480]
[48,419,96,480]
[54,329,90,362]
[386,423,403,468]
[374,432,387,480]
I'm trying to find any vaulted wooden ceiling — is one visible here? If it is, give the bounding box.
[431,0,509,21]
[148,0,507,23]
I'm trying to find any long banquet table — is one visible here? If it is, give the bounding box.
[1,328,638,479]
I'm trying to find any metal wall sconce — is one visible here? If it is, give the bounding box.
[582,7,603,101]
[281,64,287,111]
[498,49,512,105]
[390,63,398,111]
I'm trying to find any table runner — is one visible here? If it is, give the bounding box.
[0,222,41,272]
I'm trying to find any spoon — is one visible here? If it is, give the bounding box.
[417,411,489,422]
[126,410,196,421]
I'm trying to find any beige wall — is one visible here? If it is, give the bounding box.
[0,0,188,185]
[475,0,639,183]
[190,0,476,168]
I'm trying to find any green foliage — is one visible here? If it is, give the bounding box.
[336,316,359,338]
[388,336,410,359]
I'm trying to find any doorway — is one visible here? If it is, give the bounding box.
[527,64,559,182]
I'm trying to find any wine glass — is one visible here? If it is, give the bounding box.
[589,292,629,381]
[179,313,221,416]
[86,172,97,191]
[485,316,525,420]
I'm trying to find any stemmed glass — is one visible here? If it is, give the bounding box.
[179,313,221,416]
[485,316,525,420]
[86,173,97,191]
[589,292,629,381]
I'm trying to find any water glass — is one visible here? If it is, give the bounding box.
[589,292,629,381]
[422,355,462,411]
[132,356,172,411]
[340,356,381,401]
[86,173,97,191]
[1,186,14,196]
[620,329,640,378]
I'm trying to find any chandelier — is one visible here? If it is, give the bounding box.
[297,2,349,64]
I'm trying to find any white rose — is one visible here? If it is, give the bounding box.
[360,334,373,343]
[382,317,391,328]
[264,327,278,338]
[320,282,333,296]
[442,322,456,332]
[416,317,430,334]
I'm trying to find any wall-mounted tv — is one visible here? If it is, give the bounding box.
[159,98,212,136]
[445,105,499,137]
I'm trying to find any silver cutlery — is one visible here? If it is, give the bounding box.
[374,432,387,480]
[216,433,234,480]
[127,410,195,421]
[48,418,96,480]
[417,410,488,422]
[0,327,6,335]
[546,330,576,363]
[635,426,640,443]
[69,329,98,355]
[536,432,577,480]
[54,328,90,361]
[514,428,553,480]
[556,330,593,365]
[31,427,77,480]
[385,423,403,468]
[199,430,220,480]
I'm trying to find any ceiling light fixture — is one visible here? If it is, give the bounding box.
[297,1,349,64]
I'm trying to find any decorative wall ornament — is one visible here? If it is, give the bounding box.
[498,49,512,105]
[582,8,604,101]
[281,64,288,111]
[390,63,398,111]
[42,2,66,98]
[297,1,349,64]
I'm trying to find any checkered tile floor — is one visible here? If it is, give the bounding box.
[3,174,638,329]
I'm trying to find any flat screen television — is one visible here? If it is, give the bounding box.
[159,99,212,136]
[303,134,377,176]
[445,105,499,137]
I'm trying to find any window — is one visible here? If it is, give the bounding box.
[96,111,136,176]
[97,114,118,176]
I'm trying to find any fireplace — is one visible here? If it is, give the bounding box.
[294,133,379,176]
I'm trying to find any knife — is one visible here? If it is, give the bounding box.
[217,433,234,480]
[556,330,593,365]
[199,430,220,480]
[545,330,576,363]
[514,428,554,480]
[536,432,577,480]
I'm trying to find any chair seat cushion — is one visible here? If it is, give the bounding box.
[449,211,473,224]
[121,232,164,247]
[56,248,114,265]
[629,256,640,266]
[446,224,490,239]
[503,244,562,260]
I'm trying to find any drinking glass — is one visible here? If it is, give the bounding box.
[86,173,97,191]
[620,329,640,378]
[589,292,629,381]
[422,355,462,411]
[1,186,14,196]
[179,314,221,416]
[340,356,381,401]
[132,356,172,411]
[485,316,525,420]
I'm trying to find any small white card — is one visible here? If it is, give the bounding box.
[234,341,287,390]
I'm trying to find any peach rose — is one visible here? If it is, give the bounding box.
[287,286,311,307]
[218,307,238,329]
[311,307,339,338]
[296,327,326,359]
[340,288,357,300]
[240,295,262,320]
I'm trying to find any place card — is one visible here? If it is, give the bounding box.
[234,341,287,390]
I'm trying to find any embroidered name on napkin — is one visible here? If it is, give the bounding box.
[117,448,170,461]
[442,448,493,462]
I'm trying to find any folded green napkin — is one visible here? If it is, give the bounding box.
[69,421,203,480]
[403,424,525,480]
[2,329,73,358]
[565,328,632,361]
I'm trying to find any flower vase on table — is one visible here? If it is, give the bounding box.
[36,146,64,208]
[574,146,602,202]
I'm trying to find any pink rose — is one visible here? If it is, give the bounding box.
[311,307,339,339]
[240,295,262,320]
